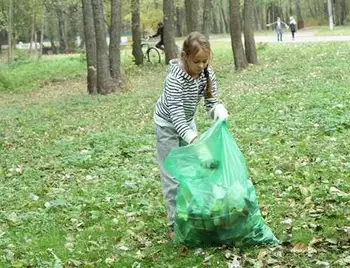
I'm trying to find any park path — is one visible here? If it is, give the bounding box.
[211,28,350,43]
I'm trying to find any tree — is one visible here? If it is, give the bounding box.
[327,0,334,30]
[57,6,68,52]
[202,0,212,39]
[38,3,44,59]
[295,0,304,29]
[92,0,115,94]
[229,0,247,69]
[82,0,97,94]
[109,0,122,86]
[163,0,177,64]
[131,0,143,65]
[243,0,257,64]
[28,0,36,54]
[7,0,12,64]
[185,0,201,33]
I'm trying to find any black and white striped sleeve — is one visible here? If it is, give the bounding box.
[165,75,197,143]
[204,68,219,118]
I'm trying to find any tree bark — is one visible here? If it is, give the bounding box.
[327,0,334,30]
[8,0,13,64]
[39,9,44,60]
[131,0,143,65]
[185,0,201,33]
[295,0,304,29]
[230,0,247,69]
[109,0,122,87]
[29,0,36,54]
[57,8,68,52]
[91,0,114,94]
[175,6,185,36]
[163,0,177,64]
[243,0,257,64]
[203,0,212,38]
[82,0,97,94]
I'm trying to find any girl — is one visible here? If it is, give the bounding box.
[289,16,297,40]
[154,31,228,239]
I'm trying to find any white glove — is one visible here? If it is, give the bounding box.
[213,104,228,121]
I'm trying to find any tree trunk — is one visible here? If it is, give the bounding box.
[327,0,334,30]
[109,0,122,87]
[39,9,44,60]
[243,0,257,64]
[211,2,220,34]
[203,0,212,38]
[230,0,247,69]
[29,0,36,54]
[175,6,185,36]
[92,0,114,94]
[8,0,13,64]
[131,0,143,65]
[295,0,304,29]
[163,0,177,64]
[57,8,68,52]
[82,0,97,94]
[185,0,201,33]
[221,0,230,33]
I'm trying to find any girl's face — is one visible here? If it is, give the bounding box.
[185,48,210,78]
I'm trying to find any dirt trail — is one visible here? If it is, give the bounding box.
[211,28,350,43]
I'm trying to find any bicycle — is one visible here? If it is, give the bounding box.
[141,37,161,64]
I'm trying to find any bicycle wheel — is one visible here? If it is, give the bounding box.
[141,43,149,59]
[147,47,161,64]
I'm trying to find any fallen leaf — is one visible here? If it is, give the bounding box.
[309,237,323,247]
[117,245,129,251]
[291,243,308,253]
[194,248,204,256]
[203,254,214,264]
[257,249,268,259]
[179,245,188,257]
[325,238,338,245]
[315,260,330,267]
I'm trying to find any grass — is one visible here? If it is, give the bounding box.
[0,52,85,93]
[313,25,350,36]
[0,41,349,267]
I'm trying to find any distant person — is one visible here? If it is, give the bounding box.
[267,17,289,42]
[289,16,297,40]
[151,22,164,50]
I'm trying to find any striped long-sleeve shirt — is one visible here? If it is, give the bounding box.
[154,59,218,143]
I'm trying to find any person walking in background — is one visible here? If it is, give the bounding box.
[289,16,297,40]
[267,17,289,42]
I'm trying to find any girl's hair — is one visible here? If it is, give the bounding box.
[181,31,213,99]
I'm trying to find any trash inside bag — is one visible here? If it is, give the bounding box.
[164,120,278,247]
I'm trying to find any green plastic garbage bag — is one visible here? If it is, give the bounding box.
[164,120,278,247]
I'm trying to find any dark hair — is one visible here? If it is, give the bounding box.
[181,32,213,99]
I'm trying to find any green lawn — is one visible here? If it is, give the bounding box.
[0,42,349,267]
[313,25,350,36]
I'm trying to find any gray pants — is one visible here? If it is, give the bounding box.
[155,123,197,228]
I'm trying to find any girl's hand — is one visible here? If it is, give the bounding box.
[214,104,228,121]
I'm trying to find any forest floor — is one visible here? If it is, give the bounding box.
[1,41,349,267]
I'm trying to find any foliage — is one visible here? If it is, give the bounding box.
[0,41,349,267]
[0,54,85,93]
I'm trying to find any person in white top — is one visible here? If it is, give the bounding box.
[289,16,297,40]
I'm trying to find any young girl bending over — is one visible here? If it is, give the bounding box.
[154,31,228,239]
